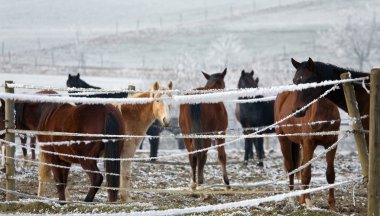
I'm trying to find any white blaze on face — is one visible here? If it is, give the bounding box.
[161,94,171,125]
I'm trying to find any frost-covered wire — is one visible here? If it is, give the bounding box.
[0,77,368,105]
[122,178,359,216]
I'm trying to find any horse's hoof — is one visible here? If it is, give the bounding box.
[190,181,197,191]
[256,162,264,167]
[225,185,231,191]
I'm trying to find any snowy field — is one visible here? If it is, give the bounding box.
[0,0,378,215]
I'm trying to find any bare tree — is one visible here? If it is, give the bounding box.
[205,34,246,71]
[320,12,379,70]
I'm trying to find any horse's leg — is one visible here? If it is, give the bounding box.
[30,136,36,161]
[299,141,316,209]
[149,137,159,162]
[49,158,71,202]
[38,152,52,197]
[20,135,27,164]
[253,137,265,167]
[279,137,296,206]
[189,153,197,191]
[196,138,209,200]
[81,160,102,202]
[243,138,251,165]
[326,145,337,210]
[216,138,230,190]
[120,139,140,202]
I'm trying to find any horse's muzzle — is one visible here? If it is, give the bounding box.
[162,117,170,127]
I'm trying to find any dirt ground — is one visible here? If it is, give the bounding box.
[0,143,368,215]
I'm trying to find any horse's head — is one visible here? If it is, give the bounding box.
[291,57,322,117]
[150,81,173,127]
[202,68,227,89]
[238,70,259,89]
[66,73,81,88]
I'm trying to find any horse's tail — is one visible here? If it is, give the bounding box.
[292,142,302,180]
[104,113,122,202]
[190,104,203,151]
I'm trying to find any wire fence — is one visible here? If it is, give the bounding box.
[0,78,368,213]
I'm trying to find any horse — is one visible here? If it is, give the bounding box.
[66,73,176,159]
[140,118,185,161]
[15,96,43,163]
[290,58,370,146]
[116,81,173,201]
[235,70,275,166]
[22,91,126,203]
[274,91,340,210]
[66,73,128,98]
[179,68,230,198]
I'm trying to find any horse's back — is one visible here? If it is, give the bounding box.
[275,91,340,144]
[38,103,124,162]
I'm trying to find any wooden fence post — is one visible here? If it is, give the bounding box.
[340,73,369,177]
[4,80,16,201]
[368,68,380,216]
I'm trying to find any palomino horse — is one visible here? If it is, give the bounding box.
[179,69,230,197]
[28,91,125,202]
[116,81,173,201]
[291,58,370,147]
[235,70,274,166]
[66,73,177,160]
[275,91,340,210]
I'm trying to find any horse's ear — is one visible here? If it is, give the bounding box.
[68,74,72,78]
[202,71,211,80]
[76,73,80,78]
[255,77,259,84]
[222,68,227,78]
[291,58,301,69]
[168,80,173,90]
[241,70,245,76]
[307,57,315,72]
[250,70,254,76]
[152,81,160,91]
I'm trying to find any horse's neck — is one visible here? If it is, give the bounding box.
[119,102,155,135]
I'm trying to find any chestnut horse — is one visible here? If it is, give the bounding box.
[179,69,230,197]
[116,81,173,202]
[235,70,274,166]
[27,91,125,203]
[291,58,370,147]
[275,91,340,210]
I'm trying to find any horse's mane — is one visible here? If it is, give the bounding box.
[314,61,369,80]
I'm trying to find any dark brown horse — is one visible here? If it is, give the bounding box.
[179,69,230,198]
[235,70,274,166]
[291,58,370,146]
[275,91,340,210]
[19,91,125,203]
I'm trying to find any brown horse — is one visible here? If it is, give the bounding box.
[179,69,230,198]
[26,91,126,203]
[291,58,370,147]
[116,81,173,202]
[275,91,340,210]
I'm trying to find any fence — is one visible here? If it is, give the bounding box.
[0,71,378,215]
